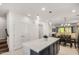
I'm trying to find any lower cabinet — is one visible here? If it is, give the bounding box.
[50,40,60,55]
[30,40,60,55]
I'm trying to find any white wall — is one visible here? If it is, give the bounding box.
[13,15,39,49]
[7,12,39,54]
[40,22,52,36]
[7,11,52,54]
[0,17,6,39]
[7,12,15,54]
[35,20,52,38]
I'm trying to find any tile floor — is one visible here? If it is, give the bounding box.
[58,45,78,55]
[1,45,78,55]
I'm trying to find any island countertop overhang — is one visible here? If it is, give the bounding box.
[23,37,60,53]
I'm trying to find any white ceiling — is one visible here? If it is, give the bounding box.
[0,3,79,24]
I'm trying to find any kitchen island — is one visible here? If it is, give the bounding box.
[23,37,60,55]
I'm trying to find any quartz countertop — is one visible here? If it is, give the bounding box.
[23,37,60,53]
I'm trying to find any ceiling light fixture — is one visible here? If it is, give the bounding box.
[72,10,76,13]
[77,23,79,26]
[35,15,40,24]
[61,24,63,26]
[27,14,31,16]
[36,15,40,20]
[68,24,70,26]
[0,3,2,6]
[65,24,67,26]
[41,7,46,11]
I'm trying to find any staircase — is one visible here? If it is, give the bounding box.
[0,39,9,54]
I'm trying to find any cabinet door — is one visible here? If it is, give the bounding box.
[30,41,60,55]
[39,47,50,55]
[30,49,39,55]
[50,44,54,55]
[54,41,60,55]
[39,24,43,39]
[51,41,60,55]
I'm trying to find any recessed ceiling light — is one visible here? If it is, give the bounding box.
[36,15,40,20]
[35,15,40,24]
[0,3,2,6]
[27,14,31,16]
[72,10,76,13]
[41,7,46,11]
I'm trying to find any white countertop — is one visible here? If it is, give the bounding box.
[23,37,59,53]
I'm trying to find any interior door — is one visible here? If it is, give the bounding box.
[39,24,43,39]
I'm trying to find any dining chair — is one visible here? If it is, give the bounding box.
[65,35,72,47]
[59,35,66,45]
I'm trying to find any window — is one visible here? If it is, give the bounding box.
[65,27,72,33]
[58,27,65,33]
[58,27,72,34]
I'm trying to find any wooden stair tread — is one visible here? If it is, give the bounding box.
[0,39,9,54]
[0,47,9,52]
[0,39,7,44]
[0,44,8,48]
[0,39,7,42]
[0,47,8,51]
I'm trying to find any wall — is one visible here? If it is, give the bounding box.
[7,12,15,54]
[7,12,39,53]
[7,11,52,54]
[14,15,39,49]
[42,22,52,36]
[0,17,6,39]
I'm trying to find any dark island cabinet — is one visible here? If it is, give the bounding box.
[30,40,60,55]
